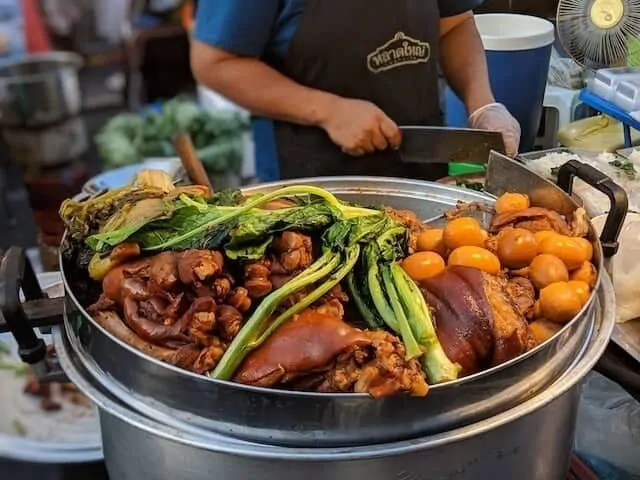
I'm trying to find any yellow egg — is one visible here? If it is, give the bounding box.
[448,246,501,275]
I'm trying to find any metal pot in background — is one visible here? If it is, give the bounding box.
[0,52,83,129]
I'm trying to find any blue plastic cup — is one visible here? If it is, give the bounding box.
[445,14,555,152]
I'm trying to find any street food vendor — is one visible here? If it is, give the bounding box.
[190,0,521,182]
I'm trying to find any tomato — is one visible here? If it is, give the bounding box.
[538,234,589,270]
[401,251,446,281]
[448,246,501,275]
[494,192,530,214]
[570,261,597,289]
[528,254,569,290]
[539,282,583,324]
[416,228,446,255]
[496,228,538,269]
[443,217,487,250]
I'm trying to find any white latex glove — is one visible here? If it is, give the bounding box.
[468,103,521,157]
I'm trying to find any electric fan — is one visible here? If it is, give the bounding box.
[557,0,640,68]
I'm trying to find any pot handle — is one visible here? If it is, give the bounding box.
[556,160,628,258]
[0,247,65,365]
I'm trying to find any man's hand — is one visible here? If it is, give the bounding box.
[469,103,521,157]
[318,98,402,156]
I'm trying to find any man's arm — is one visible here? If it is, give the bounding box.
[439,11,495,114]
[190,0,401,155]
[191,40,334,127]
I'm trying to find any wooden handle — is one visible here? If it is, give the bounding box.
[172,132,213,192]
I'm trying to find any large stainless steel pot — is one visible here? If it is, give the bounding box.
[0,52,83,128]
[51,272,616,480]
[0,164,627,448]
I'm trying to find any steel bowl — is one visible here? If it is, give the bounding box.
[53,173,621,447]
[0,162,627,447]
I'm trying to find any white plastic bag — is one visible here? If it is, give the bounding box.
[591,212,640,323]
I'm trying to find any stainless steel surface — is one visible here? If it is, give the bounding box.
[486,151,586,220]
[59,176,601,447]
[399,126,504,164]
[1,117,89,167]
[0,273,102,465]
[52,273,617,480]
[0,52,83,128]
[611,320,640,363]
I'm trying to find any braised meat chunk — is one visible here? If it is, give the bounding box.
[234,308,428,398]
[490,207,572,235]
[89,249,247,373]
[420,266,533,376]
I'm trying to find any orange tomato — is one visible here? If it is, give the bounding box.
[416,228,446,255]
[567,280,591,305]
[495,192,530,214]
[443,217,487,250]
[401,251,446,281]
[528,254,569,290]
[539,234,589,270]
[448,246,501,275]
[539,282,583,324]
[570,261,597,289]
[496,228,538,269]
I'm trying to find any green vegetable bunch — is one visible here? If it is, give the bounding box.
[75,184,460,384]
[95,97,250,175]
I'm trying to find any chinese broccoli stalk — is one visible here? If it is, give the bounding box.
[390,264,460,383]
[347,227,460,384]
[211,218,370,380]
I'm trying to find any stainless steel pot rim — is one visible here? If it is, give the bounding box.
[60,175,603,400]
[53,273,616,461]
[0,436,103,464]
[0,51,83,84]
[0,272,103,464]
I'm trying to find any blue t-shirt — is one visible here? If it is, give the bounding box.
[194,0,483,181]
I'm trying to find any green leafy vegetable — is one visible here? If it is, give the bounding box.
[95,98,250,175]
[608,158,637,180]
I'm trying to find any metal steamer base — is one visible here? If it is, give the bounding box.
[0,166,628,480]
[54,273,615,480]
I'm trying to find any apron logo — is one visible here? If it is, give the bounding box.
[366,32,431,74]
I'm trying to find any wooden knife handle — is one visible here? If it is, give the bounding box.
[172,132,213,192]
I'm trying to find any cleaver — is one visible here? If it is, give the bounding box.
[398,126,505,164]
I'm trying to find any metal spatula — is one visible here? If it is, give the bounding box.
[485,150,578,218]
[399,126,505,164]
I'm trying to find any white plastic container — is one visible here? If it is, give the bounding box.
[612,78,640,112]
[588,67,640,101]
